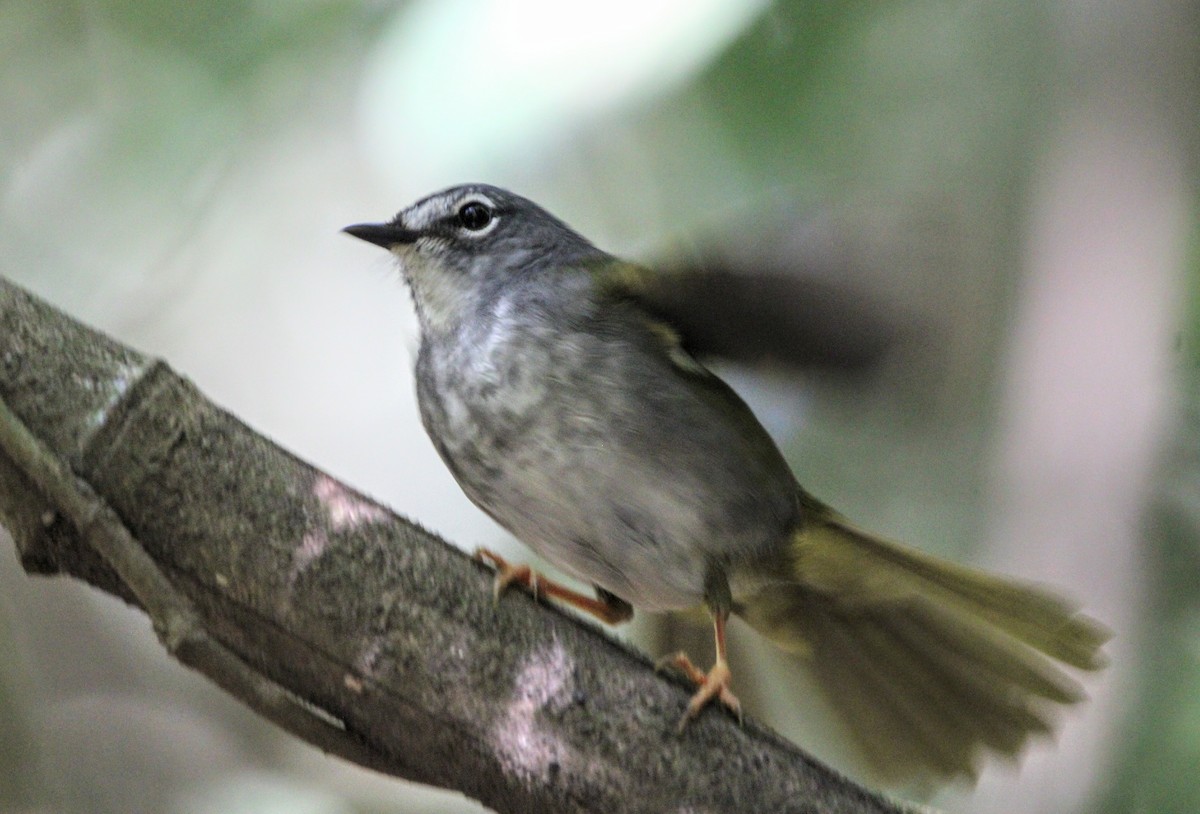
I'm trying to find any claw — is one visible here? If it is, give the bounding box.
[656,651,707,684]
[659,651,742,730]
[475,548,539,602]
[680,659,741,731]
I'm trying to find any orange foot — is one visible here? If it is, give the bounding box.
[474,547,540,600]
[473,547,633,625]
[657,651,742,731]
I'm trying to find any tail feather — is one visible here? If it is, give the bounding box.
[888,599,1085,705]
[794,518,1109,670]
[816,609,981,781]
[736,516,1110,784]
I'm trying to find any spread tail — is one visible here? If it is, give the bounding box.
[736,509,1110,784]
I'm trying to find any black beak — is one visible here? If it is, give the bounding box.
[342,222,420,248]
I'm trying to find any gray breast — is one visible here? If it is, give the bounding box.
[414,289,798,611]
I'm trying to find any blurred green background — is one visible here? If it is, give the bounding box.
[1,1,1197,812]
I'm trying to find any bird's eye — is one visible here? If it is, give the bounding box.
[457,201,493,232]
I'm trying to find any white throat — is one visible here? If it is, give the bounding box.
[394,241,477,336]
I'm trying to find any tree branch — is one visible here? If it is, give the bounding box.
[0,277,920,814]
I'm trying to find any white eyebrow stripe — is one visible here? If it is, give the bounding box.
[405,198,447,229]
[458,193,496,210]
[404,190,497,230]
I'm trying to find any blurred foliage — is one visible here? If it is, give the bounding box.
[1096,218,1200,814]
[0,596,38,811]
[0,0,380,315]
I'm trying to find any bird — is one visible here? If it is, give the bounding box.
[343,183,1109,784]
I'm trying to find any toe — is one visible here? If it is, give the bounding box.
[677,660,740,730]
[656,651,707,685]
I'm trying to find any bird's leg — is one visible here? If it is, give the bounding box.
[473,548,633,625]
[658,567,741,729]
[658,609,742,730]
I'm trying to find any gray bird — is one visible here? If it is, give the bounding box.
[344,183,1108,784]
